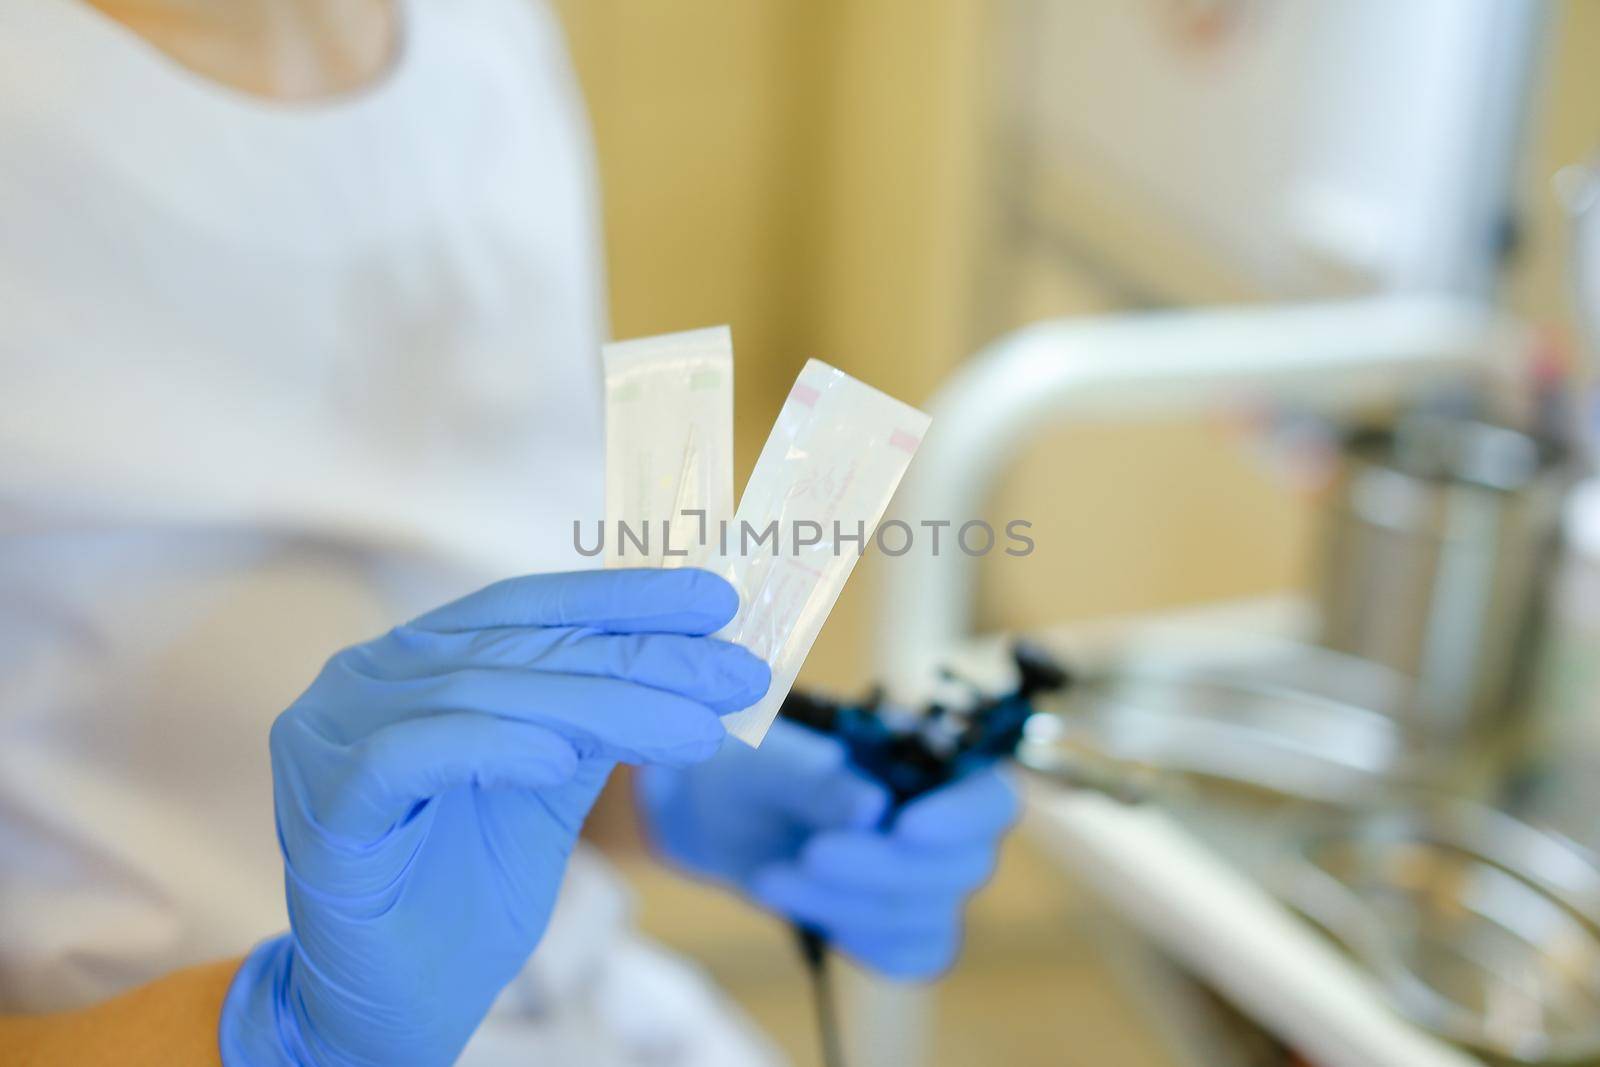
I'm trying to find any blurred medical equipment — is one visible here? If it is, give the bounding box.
[1019,641,1412,808]
[641,713,1015,985]
[887,296,1510,691]
[641,649,1041,1067]
[1025,789,1485,1067]
[1277,801,1600,1066]
[775,644,1068,1067]
[1483,148,1600,878]
[1020,639,1600,1065]
[790,635,1485,1067]
[1526,479,1600,774]
[1017,640,1502,1067]
[1556,151,1600,381]
[846,0,1565,1057]
[1318,414,1570,752]
[869,292,1566,1067]
[782,642,1069,805]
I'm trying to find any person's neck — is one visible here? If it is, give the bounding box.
[84,0,399,101]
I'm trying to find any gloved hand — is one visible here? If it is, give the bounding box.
[219,568,769,1067]
[638,718,1018,980]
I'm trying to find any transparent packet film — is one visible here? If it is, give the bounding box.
[716,359,930,746]
[602,326,734,568]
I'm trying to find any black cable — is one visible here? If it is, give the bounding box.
[797,927,845,1067]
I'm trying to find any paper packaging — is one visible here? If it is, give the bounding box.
[717,360,930,746]
[603,326,733,568]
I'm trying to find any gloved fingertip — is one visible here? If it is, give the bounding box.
[797,831,880,886]
[894,767,1019,844]
[750,864,803,909]
[669,568,741,633]
[738,653,772,705]
[660,727,728,768]
[878,945,959,984]
[844,777,892,830]
[698,710,730,743]
[701,641,770,713]
[836,927,961,983]
[515,737,581,786]
[616,708,727,768]
[793,765,890,831]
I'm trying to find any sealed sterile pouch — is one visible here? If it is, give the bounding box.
[603,326,733,568]
[716,360,930,745]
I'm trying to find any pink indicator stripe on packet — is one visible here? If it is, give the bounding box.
[790,383,821,407]
[889,428,922,454]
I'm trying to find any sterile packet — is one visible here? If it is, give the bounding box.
[715,360,930,746]
[603,326,734,568]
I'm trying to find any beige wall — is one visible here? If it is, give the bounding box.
[553,0,1600,692]
[553,0,993,690]
[553,0,818,468]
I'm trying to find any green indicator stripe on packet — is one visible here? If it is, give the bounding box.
[689,370,722,390]
[612,383,644,402]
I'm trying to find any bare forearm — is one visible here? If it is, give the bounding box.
[0,957,238,1066]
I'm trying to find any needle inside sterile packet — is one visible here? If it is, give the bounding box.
[602,331,927,747]
[713,360,929,746]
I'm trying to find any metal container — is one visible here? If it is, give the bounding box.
[1277,802,1600,1065]
[1018,642,1414,808]
[1318,415,1569,749]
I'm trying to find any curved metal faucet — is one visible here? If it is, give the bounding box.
[878,294,1511,692]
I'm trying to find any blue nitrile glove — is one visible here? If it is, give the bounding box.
[219,568,769,1067]
[637,718,1019,980]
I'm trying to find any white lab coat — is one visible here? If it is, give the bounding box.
[0,1,778,1062]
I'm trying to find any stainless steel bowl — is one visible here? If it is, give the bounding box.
[1279,803,1600,1065]
[1018,642,1414,807]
